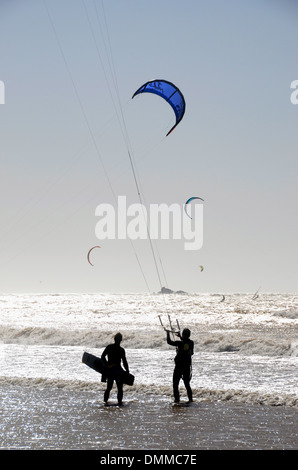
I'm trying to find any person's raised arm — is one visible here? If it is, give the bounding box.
[166,330,180,347]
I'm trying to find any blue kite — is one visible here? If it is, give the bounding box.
[132,79,186,136]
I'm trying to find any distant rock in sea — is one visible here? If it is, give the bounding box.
[157,287,188,295]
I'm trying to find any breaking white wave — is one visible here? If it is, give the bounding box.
[0,324,296,357]
[0,375,296,409]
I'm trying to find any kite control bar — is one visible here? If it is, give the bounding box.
[158,314,181,339]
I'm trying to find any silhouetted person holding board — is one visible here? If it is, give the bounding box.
[101,333,129,406]
[166,328,194,403]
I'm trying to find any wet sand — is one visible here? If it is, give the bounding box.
[0,384,297,451]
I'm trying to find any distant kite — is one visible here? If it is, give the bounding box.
[199,265,204,272]
[87,246,101,266]
[184,196,204,219]
[252,286,261,300]
[132,79,186,136]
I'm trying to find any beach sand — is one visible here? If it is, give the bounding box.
[0,383,297,451]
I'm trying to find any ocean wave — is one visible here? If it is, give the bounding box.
[0,325,297,357]
[274,309,298,320]
[289,341,298,357]
[201,333,296,357]
[0,376,296,409]
[0,326,166,350]
[192,387,298,409]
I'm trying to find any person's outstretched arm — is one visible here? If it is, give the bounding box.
[166,331,180,347]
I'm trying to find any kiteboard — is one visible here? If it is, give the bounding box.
[82,352,135,386]
[121,371,135,386]
[82,352,106,374]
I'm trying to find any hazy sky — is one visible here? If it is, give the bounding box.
[0,0,297,293]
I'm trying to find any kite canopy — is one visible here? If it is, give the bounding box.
[132,79,186,136]
[87,246,101,266]
[184,196,204,219]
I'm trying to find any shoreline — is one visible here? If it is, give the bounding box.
[0,383,297,450]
